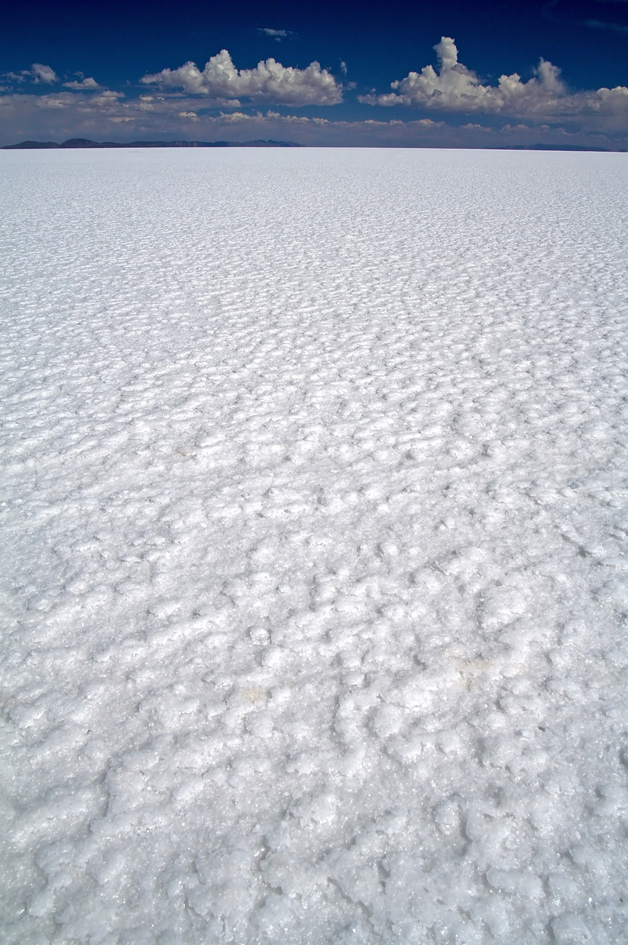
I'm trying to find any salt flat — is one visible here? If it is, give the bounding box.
[1,147,628,944]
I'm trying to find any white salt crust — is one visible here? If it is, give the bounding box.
[1,147,628,944]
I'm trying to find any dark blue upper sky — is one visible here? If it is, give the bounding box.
[1,0,627,148]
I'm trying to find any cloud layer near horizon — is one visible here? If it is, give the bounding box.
[141,50,342,106]
[1,39,627,149]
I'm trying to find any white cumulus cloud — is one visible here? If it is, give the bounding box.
[359,37,628,128]
[4,63,58,85]
[63,77,101,90]
[31,63,58,84]
[141,49,342,106]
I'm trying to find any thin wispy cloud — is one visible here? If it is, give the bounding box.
[258,28,295,42]
[585,18,628,31]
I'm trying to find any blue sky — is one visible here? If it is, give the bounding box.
[1,0,627,148]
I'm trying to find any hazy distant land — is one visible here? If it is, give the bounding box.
[2,137,612,151]
[2,138,301,150]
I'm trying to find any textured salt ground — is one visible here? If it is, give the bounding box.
[1,147,628,944]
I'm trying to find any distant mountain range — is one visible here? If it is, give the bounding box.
[2,138,302,150]
[2,138,612,152]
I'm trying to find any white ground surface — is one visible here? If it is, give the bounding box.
[1,147,628,944]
